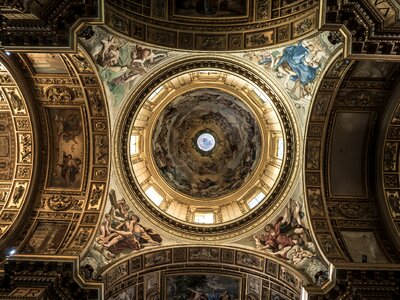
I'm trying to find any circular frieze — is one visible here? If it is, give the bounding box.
[151,88,261,199]
[116,57,298,236]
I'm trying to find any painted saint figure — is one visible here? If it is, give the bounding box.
[274,40,324,99]
[59,153,82,185]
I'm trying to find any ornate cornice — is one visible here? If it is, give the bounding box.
[105,0,320,51]
[0,0,104,51]
[320,0,400,60]
[0,256,101,299]
[307,265,400,299]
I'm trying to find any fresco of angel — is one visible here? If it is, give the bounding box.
[80,27,169,106]
[254,199,328,284]
[94,189,162,258]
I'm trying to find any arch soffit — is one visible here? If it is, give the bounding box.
[305,55,400,265]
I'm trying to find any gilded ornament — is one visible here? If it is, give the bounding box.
[89,184,103,206]
[46,86,73,103]
[16,118,30,130]
[12,185,24,204]
[87,90,103,113]
[47,195,76,211]
[71,54,91,72]
[7,89,24,112]
[0,74,12,84]
[95,135,108,165]
[94,121,106,131]
[16,166,30,179]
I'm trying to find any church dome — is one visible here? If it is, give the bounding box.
[116,57,299,237]
[151,87,262,199]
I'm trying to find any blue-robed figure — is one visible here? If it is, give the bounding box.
[275,41,318,86]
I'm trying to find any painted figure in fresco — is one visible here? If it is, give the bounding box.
[257,51,279,68]
[188,288,207,300]
[96,213,112,242]
[101,213,143,250]
[56,112,82,144]
[208,289,219,300]
[287,245,316,265]
[254,199,328,284]
[256,40,324,101]
[131,45,167,67]
[80,27,169,105]
[219,290,231,300]
[58,152,82,185]
[95,190,162,255]
[95,36,122,67]
[274,40,324,99]
[109,189,130,220]
[256,201,307,257]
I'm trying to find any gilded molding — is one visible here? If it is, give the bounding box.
[104,0,320,51]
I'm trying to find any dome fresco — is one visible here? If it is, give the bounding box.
[151,88,262,199]
[122,67,293,229]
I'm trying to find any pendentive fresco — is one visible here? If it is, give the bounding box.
[240,31,340,123]
[79,26,172,109]
[253,189,328,284]
[82,188,163,279]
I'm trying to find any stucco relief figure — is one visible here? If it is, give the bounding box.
[12,185,25,204]
[95,189,162,257]
[254,200,328,284]
[8,89,24,111]
[80,27,169,105]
